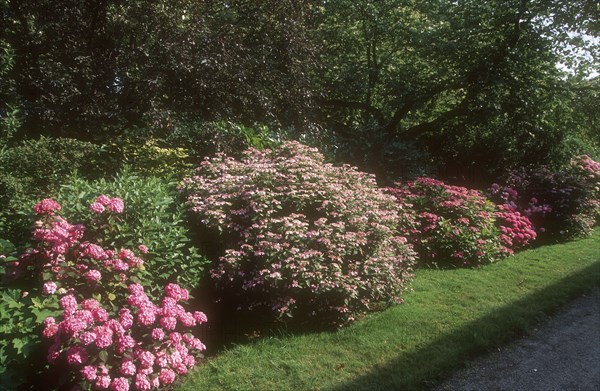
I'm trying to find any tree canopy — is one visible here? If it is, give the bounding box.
[1,0,598,181]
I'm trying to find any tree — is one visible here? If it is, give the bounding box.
[315,0,599,182]
[1,0,320,141]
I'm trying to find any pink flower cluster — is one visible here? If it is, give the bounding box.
[181,141,416,325]
[33,198,62,215]
[15,198,207,389]
[494,204,537,252]
[89,195,125,214]
[386,178,514,267]
[42,283,207,390]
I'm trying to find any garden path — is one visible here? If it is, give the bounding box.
[433,288,600,391]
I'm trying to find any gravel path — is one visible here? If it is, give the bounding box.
[433,288,600,391]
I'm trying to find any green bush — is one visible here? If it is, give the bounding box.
[55,169,208,295]
[109,138,194,179]
[181,141,416,327]
[0,136,119,245]
[0,238,61,389]
[166,120,280,159]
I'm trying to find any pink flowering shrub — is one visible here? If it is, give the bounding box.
[181,141,416,326]
[490,156,599,243]
[385,178,513,267]
[8,198,208,389]
[494,205,537,251]
[571,155,600,223]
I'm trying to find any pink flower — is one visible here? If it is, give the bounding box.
[81,365,97,381]
[80,331,97,345]
[160,316,177,330]
[109,377,129,391]
[89,202,105,214]
[137,351,155,369]
[86,269,102,282]
[33,199,62,215]
[80,243,107,260]
[165,283,189,301]
[44,317,56,327]
[119,308,133,330]
[179,312,196,327]
[60,294,78,316]
[128,283,145,296]
[42,323,59,339]
[120,360,136,376]
[81,299,101,311]
[151,328,165,341]
[169,332,182,344]
[137,307,156,326]
[158,368,176,385]
[43,281,57,295]
[134,374,151,391]
[96,375,112,389]
[184,354,196,367]
[96,195,111,205]
[116,335,135,354]
[93,307,110,323]
[193,311,208,324]
[66,346,88,365]
[107,198,125,213]
[138,244,148,254]
[94,326,114,349]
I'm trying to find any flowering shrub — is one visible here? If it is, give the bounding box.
[6,198,208,389]
[181,141,416,326]
[570,155,600,223]
[385,178,513,267]
[55,169,208,296]
[494,205,537,251]
[490,157,599,242]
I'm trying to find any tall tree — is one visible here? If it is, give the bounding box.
[1,0,320,141]
[315,0,599,182]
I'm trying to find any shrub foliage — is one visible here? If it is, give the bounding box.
[181,141,416,326]
[385,178,528,267]
[490,155,599,243]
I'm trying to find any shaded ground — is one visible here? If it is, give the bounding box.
[433,288,600,391]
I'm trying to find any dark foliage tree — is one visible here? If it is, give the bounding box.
[314,0,599,183]
[1,0,320,141]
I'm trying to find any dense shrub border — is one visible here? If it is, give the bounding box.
[489,155,600,243]
[385,178,535,268]
[181,141,416,326]
[2,198,208,390]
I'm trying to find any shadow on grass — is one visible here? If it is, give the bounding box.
[328,261,600,391]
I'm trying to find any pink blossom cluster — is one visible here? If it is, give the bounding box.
[181,141,416,325]
[33,198,62,215]
[42,283,207,390]
[14,198,207,389]
[571,155,600,222]
[386,178,512,267]
[89,195,125,214]
[494,204,537,252]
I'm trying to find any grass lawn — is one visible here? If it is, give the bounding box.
[177,229,600,391]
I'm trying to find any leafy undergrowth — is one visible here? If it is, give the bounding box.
[177,229,600,391]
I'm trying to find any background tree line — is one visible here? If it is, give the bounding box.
[1,0,598,183]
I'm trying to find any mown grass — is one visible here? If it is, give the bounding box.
[177,230,600,391]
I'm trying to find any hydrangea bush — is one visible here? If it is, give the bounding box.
[55,169,208,297]
[5,197,207,390]
[181,141,416,326]
[385,178,523,267]
[489,155,599,243]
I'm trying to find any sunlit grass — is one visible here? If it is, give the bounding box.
[178,230,600,391]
